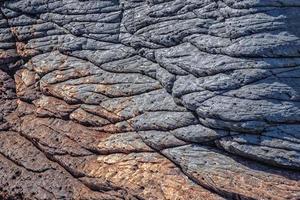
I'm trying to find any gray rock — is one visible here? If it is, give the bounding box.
[1,0,300,199]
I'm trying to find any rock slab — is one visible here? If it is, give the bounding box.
[0,0,300,199]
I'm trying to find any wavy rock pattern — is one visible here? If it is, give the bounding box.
[0,0,300,199]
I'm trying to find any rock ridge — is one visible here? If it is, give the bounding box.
[0,0,299,199]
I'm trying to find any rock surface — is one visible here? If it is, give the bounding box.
[0,0,300,199]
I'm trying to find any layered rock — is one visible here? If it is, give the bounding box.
[0,0,299,199]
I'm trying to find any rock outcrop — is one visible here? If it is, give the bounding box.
[0,0,299,199]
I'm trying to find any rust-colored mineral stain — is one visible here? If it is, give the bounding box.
[14,41,39,58]
[0,50,9,59]
[83,153,223,200]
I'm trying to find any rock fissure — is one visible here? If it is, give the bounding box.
[1,0,300,199]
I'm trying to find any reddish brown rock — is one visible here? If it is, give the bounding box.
[1,0,300,199]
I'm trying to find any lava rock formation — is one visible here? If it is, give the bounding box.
[0,0,300,199]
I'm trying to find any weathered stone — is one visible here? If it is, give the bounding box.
[0,0,299,199]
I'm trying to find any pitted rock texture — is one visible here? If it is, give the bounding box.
[0,0,300,199]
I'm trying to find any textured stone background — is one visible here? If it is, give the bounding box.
[0,0,300,199]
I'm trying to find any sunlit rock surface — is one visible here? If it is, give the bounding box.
[0,0,299,199]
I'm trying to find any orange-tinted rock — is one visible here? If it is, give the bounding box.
[1,0,300,199]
